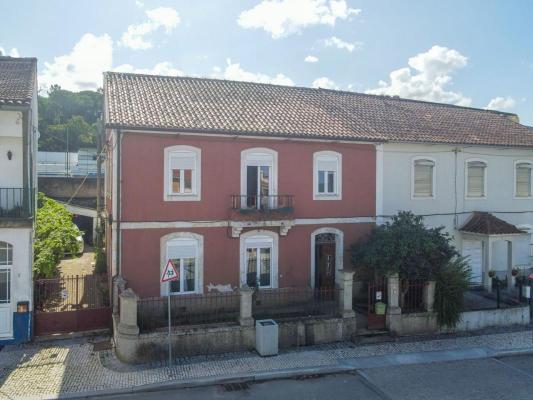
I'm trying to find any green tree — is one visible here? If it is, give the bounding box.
[350,211,470,328]
[34,193,81,278]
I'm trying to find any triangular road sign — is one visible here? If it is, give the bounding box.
[161,260,179,283]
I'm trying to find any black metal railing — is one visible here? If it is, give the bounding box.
[401,281,425,313]
[230,194,294,213]
[137,291,240,332]
[0,188,34,218]
[252,287,338,320]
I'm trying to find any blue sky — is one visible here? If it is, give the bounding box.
[1,0,532,125]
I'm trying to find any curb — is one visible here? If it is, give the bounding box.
[47,346,533,399]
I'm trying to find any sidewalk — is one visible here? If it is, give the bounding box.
[1,327,533,399]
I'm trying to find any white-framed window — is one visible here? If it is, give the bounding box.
[515,161,533,198]
[313,151,342,200]
[412,157,435,198]
[164,145,201,201]
[241,148,277,209]
[240,231,278,288]
[0,241,12,305]
[466,159,487,198]
[160,233,203,295]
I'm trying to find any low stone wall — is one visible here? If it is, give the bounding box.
[120,317,356,364]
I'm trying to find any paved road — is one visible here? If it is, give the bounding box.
[98,354,533,400]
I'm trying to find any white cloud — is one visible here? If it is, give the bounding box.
[366,45,471,106]
[212,59,294,86]
[39,33,113,92]
[312,76,338,89]
[237,0,361,39]
[114,61,183,76]
[121,6,180,50]
[0,47,20,57]
[324,36,362,52]
[304,55,319,63]
[486,96,516,111]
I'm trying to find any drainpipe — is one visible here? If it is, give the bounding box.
[116,129,122,277]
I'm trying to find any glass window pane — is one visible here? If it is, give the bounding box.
[259,248,271,287]
[0,242,11,266]
[0,270,10,303]
[183,258,195,292]
[318,171,325,193]
[414,164,433,197]
[468,166,485,197]
[246,248,257,287]
[183,169,193,193]
[327,171,335,193]
[169,259,180,293]
[260,166,270,196]
[172,169,181,193]
[247,166,258,208]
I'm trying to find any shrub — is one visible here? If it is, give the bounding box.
[434,257,470,328]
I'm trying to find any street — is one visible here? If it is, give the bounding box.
[98,354,533,400]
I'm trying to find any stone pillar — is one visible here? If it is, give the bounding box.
[115,288,140,363]
[112,274,127,315]
[386,274,402,334]
[423,281,436,312]
[338,270,356,318]
[239,286,255,327]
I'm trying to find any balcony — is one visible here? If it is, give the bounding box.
[0,188,34,220]
[230,195,294,217]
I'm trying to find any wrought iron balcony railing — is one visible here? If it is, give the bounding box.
[230,194,294,214]
[0,188,34,219]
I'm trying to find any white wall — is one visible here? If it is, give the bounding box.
[0,228,33,311]
[381,143,533,265]
[0,111,23,187]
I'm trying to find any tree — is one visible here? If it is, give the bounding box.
[34,193,81,278]
[350,211,470,328]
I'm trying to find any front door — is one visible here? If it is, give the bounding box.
[463,240,483,285]
[315,235,336,290]
[0,267,12,337]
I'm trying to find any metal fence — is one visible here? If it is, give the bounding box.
[34,274,110,312]
[252,287,339,320]
[137,291,240,332]
[0,188,34,218]
[230,194,294,212]
[401,281,425,313]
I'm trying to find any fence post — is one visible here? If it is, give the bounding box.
[386,274,402,334]
[423,281,436,312]
[239,286,254,327]
[339,270,356,318]
[115,288,140,363]
[112,275,127,315]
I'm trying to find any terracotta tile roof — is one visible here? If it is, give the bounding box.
[460,212,526,235]
[0,57,37,106]
[104,72,533,147]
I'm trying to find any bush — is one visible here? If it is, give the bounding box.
[33,193,81,278]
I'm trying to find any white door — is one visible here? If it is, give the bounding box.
[0,267,12,337]
[462,240,483,284]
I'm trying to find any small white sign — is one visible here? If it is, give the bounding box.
[375,291,382,301]
[60,289,68,300]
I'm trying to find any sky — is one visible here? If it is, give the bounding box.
[1,0,532,125]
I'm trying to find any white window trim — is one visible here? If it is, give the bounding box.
[163,145,201,202]
[513,160,533,200]
[465,158,488,200]
[0,241,13,338]
[239,230,278,288]
[160,232,204,296]
[240,147,278,197]
[411,156,436,200]
[313,151,342,200]
[310,227,344,288]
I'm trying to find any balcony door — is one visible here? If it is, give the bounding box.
[242,149,277,210]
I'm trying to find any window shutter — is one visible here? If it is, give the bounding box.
[317,157,338,172]
[167,239,197,259]
[516,163,532,197]
[413,160,434,197]
[170,152,195,170]
[467,162,486,197]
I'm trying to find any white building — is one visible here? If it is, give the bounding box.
[377,102,533,290]
[0,56,38,344]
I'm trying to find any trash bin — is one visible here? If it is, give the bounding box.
[255,319,278,356]
[375,301,387,315]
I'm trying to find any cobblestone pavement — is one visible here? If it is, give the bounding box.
[1,329,533,399]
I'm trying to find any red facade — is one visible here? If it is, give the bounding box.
[109,131,376,298]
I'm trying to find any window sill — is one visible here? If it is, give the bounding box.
[164,193,201,202]
[411,195,435,200]
[313,194,342,201]
[465,196,487,200]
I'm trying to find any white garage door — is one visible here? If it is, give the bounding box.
[462,240,483,285]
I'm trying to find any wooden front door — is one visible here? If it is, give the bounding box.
[315,241,335,290]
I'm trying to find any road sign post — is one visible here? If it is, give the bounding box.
[161,260,179,367]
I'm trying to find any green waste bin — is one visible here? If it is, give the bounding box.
[375,301,387,315]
